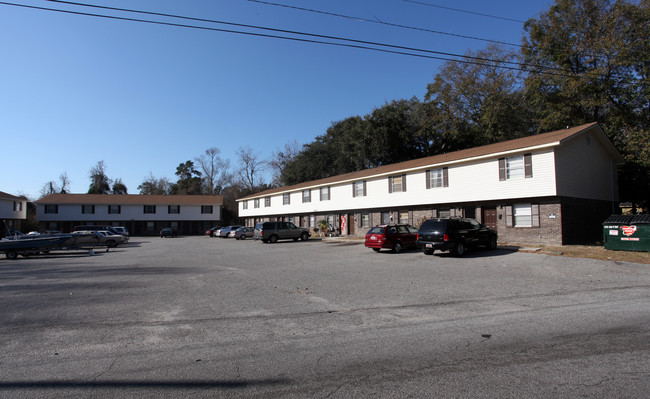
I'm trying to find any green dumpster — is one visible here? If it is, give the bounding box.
[603,214,650,252]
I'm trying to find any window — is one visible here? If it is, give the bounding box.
[254,199,260,208]
[168,205,180,214]
[320,186,330,201]
[389,175,406,193]
[310,215,315,227]
[144,205,156,214]
[201,205,213,214]
[242,201,248,210]
[283,193,290,205]
[426,168,448,189]
[44,204,58,214]
[13,201,22,211]
[264,197,271,207]
[506,204,540,228]
[499,154,532,181]
[108,205,121,214]
[302,190,311,203]
[399,211,409,224]
[352,181,366,197]
[81,205,95,214]
[361,212,370,227]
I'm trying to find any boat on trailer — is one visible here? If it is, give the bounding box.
[0,234,74,259]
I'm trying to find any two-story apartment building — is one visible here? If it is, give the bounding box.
[237,123,624,245]
[0,190,28,233]
[36,194,223,236]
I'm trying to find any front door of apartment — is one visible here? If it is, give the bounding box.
[482,207,498,230]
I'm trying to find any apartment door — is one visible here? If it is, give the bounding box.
[482,207,498,230]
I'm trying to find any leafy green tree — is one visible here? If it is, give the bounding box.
[171,160,203,195]
[522,0,649,210]
[88,161,111,194]
[138,173,171,195]
[111,178,128,195]
[424,45,532,151]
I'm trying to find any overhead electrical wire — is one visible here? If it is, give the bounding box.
[0,0,634,83]
[2,0,544,73]
[402,0,526,23]
[246,0,522,48]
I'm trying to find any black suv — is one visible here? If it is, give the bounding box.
[254,221,310,243]
[416,218,497,256]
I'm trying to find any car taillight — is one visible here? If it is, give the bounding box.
[443,234,450,241]
[417,233,419,240]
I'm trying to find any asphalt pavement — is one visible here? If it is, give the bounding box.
[1,236,648,398]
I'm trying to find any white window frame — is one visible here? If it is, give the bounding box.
[354,181,365,197]
[506,155,525,180]
[429,169,444,188]
[303,190,311,203]
[391,175,403,193]
[514,204,533,227]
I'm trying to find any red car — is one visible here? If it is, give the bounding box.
[364,224,419,253]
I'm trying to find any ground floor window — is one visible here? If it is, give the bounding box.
[439,209,451,218]
[399,211,409,224]
[361,212,370,227]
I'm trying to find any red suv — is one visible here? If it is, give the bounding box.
[364,224,419,253]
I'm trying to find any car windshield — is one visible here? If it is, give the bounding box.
[368,227,384,235]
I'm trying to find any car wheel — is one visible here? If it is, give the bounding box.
[300,232,309,241]
[393,242,402,253]
[269,235,278,243]
[240,235,246,240]
[293,237,299,241]
[106,240,116,248]
[6,250,18,260]
[262,239,268,243]
[452,242,465,257]
[488,236,498,250]
[423,248,434,255]
[372,248,380,252]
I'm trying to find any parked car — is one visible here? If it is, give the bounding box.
[219,225,242,238]
[365,224,419,253]
[228,226,254,240]
[73,225,122,236]
[112,226,129,240]
[160,227,177,238]
[254,221,310,243]
[416,217,498,257]
[72,230,124,247]
[206,226,221,237]
[96,230,127,247]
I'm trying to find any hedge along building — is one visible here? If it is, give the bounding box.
[237,123,624,245]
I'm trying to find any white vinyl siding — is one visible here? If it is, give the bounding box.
[238,151,558,218]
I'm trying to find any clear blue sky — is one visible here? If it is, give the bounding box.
[1,0,550,199]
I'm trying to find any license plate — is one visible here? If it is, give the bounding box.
[426,243,433,248]
[370,236,377,240]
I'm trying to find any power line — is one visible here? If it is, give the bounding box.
[402,0,526,23]
[28,0,571,76]
[0,1,633,83]
[246,0,522,48]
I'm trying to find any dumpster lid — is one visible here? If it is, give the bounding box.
[603,214,650,224]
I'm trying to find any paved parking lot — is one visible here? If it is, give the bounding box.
[1,236,649,398]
